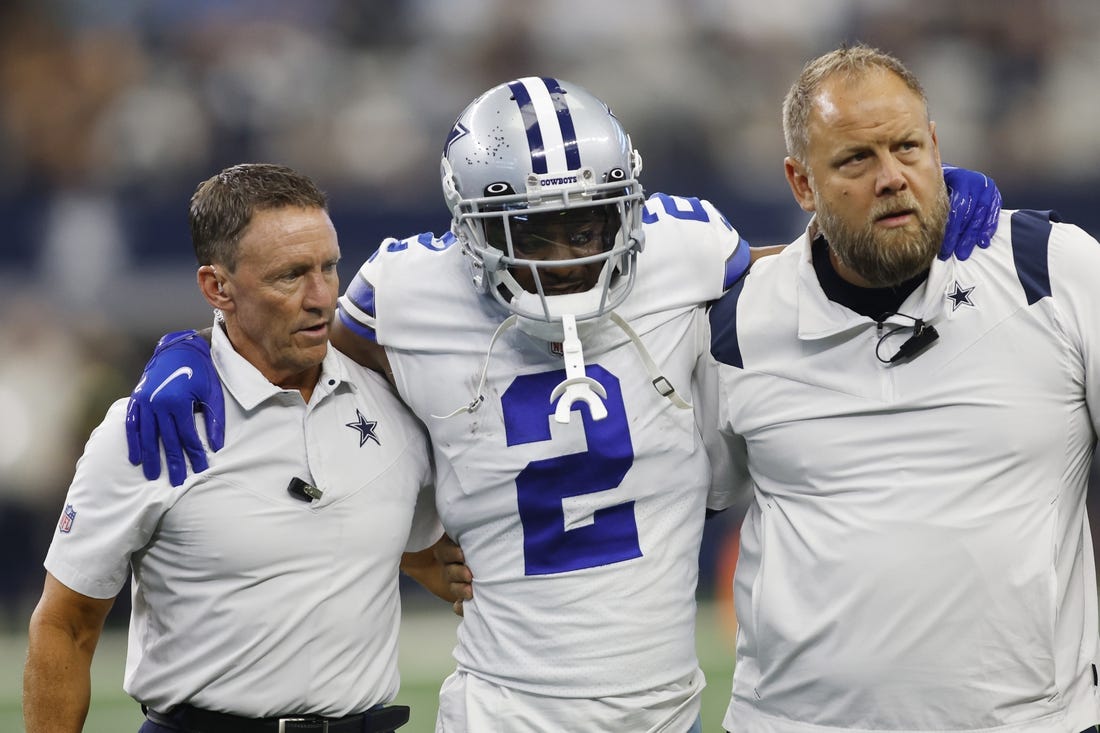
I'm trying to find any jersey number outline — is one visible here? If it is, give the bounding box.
[501,366,640,575]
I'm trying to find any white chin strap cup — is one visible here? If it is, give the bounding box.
[550,314,607,423]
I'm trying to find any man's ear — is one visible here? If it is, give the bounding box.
[197,265,232,311]
[929,120,942,169]
[784,156,816,213]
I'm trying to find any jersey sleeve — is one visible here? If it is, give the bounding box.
[633,194,752,315]
[403,424,442,552]
[692,312,752,511]
[338,230,483,357]
[336,238,398,344]
[1047,217,1100,439]
[338,232,457,341]
[693,197,753,298]
[44,400,178,599]
[404,483,441,553]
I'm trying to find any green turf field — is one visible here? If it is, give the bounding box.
[0,601,736,732]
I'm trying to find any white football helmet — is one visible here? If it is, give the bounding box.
[441,76,645,339]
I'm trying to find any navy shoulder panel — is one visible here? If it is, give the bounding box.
[709,276,748,368]
[1010,209,1058,305]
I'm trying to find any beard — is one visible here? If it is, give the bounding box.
[816,181,950,287]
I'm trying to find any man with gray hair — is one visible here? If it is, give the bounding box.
[24,163,445,733]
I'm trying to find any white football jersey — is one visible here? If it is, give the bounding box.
[710,210,1100,732]
[340,193,749,699]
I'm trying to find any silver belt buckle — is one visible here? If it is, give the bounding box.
[278,718,327,733]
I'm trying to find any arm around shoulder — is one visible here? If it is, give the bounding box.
[401,535,473,616]
[400,536,459,604]
[23,573,116,733]
[749,244,787,265]
[331,317,393,385]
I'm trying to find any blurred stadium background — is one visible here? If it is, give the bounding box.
[2,1,1099,731]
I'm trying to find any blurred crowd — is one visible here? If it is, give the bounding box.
[1,0,1099,628]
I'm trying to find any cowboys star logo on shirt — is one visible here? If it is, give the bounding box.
[946,280,976,311]
[346,409,381,447]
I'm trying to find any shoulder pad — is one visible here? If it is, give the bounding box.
[338,231,458,342]
[369,231,458,261]
[640,193,751,300]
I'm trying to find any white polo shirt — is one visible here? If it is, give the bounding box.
[710,210,1100,732]
[45,323,439,717]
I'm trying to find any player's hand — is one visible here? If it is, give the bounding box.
[125,330,225,486]
[940,164,1001,261]
[434,535,473,617]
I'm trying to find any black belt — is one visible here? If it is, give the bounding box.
[145,703,410,733]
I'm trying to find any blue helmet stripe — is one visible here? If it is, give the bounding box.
[509,80,548,174]
[542,77,582,170]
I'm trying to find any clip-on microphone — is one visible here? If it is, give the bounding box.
[876,312,939,364]
[287,477,323,502]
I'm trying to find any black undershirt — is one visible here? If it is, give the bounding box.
[811,236,928,321]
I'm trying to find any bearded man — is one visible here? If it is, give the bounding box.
[707,44,1100,733]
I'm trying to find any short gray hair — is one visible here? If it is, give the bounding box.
[782,44,928,163]
[189,163,328,271]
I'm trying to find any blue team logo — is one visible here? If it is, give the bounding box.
[346,410,381,447]
[443,122,469,158]
[946,280,976,311]
[59,504,76,534]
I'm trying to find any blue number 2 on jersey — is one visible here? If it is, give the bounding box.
[502,366,640,575]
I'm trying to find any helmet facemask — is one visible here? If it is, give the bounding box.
[447,162,645,342]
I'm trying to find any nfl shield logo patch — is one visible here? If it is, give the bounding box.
[59,504,76,534]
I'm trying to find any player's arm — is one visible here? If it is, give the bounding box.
[23,573,115,733]
[941,164,1002,259]
[429,535,472,617]
[125,329,225,486]
[749,245,785,263]
[331,316,394,386]
[125,315,392,486]
[400,535,464,607]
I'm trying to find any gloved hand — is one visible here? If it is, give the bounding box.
[940,164,1002,260]
[125,330,225,486]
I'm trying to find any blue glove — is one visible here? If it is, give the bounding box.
[940,164,1002,261]
[125,330,225,486]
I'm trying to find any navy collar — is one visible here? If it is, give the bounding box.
[811,236,928,321]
